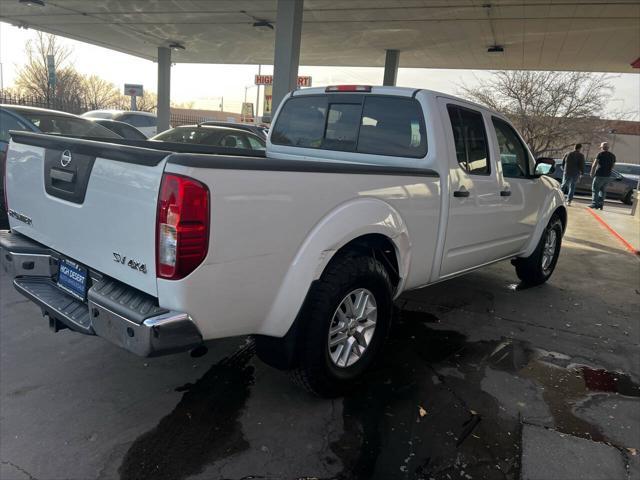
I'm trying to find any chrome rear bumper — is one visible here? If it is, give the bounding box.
[1,230,202,357]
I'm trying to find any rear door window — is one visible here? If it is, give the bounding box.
[115,124,146,140]
[155,127,214,143]
[121,114,156,128]
[15,112,120,138]
[218,133,247,149]
[246,135,266,151]
[447,105,490,175]
[271,94,427,158]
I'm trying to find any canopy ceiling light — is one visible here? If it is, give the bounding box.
[19,0,45,6]
[169,42,186,51]
[487,45,505,53]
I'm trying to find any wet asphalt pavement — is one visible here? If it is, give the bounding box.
[1,205,639,480]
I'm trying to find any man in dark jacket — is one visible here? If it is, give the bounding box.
[590,142,616,210]
[561,143,585,205]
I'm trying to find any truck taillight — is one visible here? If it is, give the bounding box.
[156,173,209,280]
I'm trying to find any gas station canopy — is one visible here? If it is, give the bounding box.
[1,0,639,73]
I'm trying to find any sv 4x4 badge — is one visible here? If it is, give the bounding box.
[113,253,147,274]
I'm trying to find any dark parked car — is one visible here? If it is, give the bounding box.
[151,125,266,151]
[88,118,147,140]
[82,110,158,137]
[198,121,268,140]
[548,159,635,205]
[0,105,121,227]
[614,163,640,183]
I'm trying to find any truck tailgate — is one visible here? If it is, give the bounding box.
[5,132,170,296]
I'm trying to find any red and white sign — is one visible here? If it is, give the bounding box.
[124,83,144,97]
[255,75,312,87]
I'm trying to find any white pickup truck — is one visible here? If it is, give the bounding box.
[1,86,564,395]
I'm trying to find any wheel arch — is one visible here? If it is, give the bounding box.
[258,197,410,339]
[555,205,568,232]
[520,189,567,258]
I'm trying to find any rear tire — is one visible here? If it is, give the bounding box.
[290,254,392,397]
[513,215,563,286]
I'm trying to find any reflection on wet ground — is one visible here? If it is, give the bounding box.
[117,308,639,480]
[119,343,255,480]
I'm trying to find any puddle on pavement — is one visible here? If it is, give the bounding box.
[330,309,518,480]
[118,342,255,480]
[117,306,639,480]
[330,308,640,479]
[485,340,640,443]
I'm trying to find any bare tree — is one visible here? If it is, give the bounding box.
[14,32,84,110]
[460,71,614,158]
[134,91,158,113]
[82,75,120,110]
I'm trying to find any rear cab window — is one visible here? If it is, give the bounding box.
[271,94,427,158]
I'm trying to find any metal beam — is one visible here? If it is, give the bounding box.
[157,46,171,132]
[272,0,303,116]
[383,49,400,86]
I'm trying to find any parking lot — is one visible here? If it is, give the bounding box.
[1,204,638,480]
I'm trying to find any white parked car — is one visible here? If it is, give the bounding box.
[81,110,158,137]
[2,86,564,395]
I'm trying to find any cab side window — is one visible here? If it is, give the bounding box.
[447,105,490,175]
[0,112,29,142]
[492,117,532,178]
[120,114,156,128]
[245,135,266,151]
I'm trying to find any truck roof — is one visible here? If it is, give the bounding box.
[292,86,419,97]
[289,85,501,119]
[0,104,81,118]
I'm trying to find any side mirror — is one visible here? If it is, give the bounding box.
[534,157,555,176]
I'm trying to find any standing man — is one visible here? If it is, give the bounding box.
[590,142,616,210]
[561,143,585,205]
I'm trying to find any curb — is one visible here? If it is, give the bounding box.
[585,207,640,256]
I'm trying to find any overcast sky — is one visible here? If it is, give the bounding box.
[1,21,638,119]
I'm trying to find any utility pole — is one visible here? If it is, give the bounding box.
[243,86,249,122]
[255,64,261,123]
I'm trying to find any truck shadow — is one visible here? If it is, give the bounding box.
[118,342,255,480]
[116,279,638,480]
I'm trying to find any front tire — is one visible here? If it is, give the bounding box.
[623,190,633,205]
[290,254,392,397]
[513,215,563,286]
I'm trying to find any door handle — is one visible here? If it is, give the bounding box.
[453,190,470,198]
[500,190,512,197]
